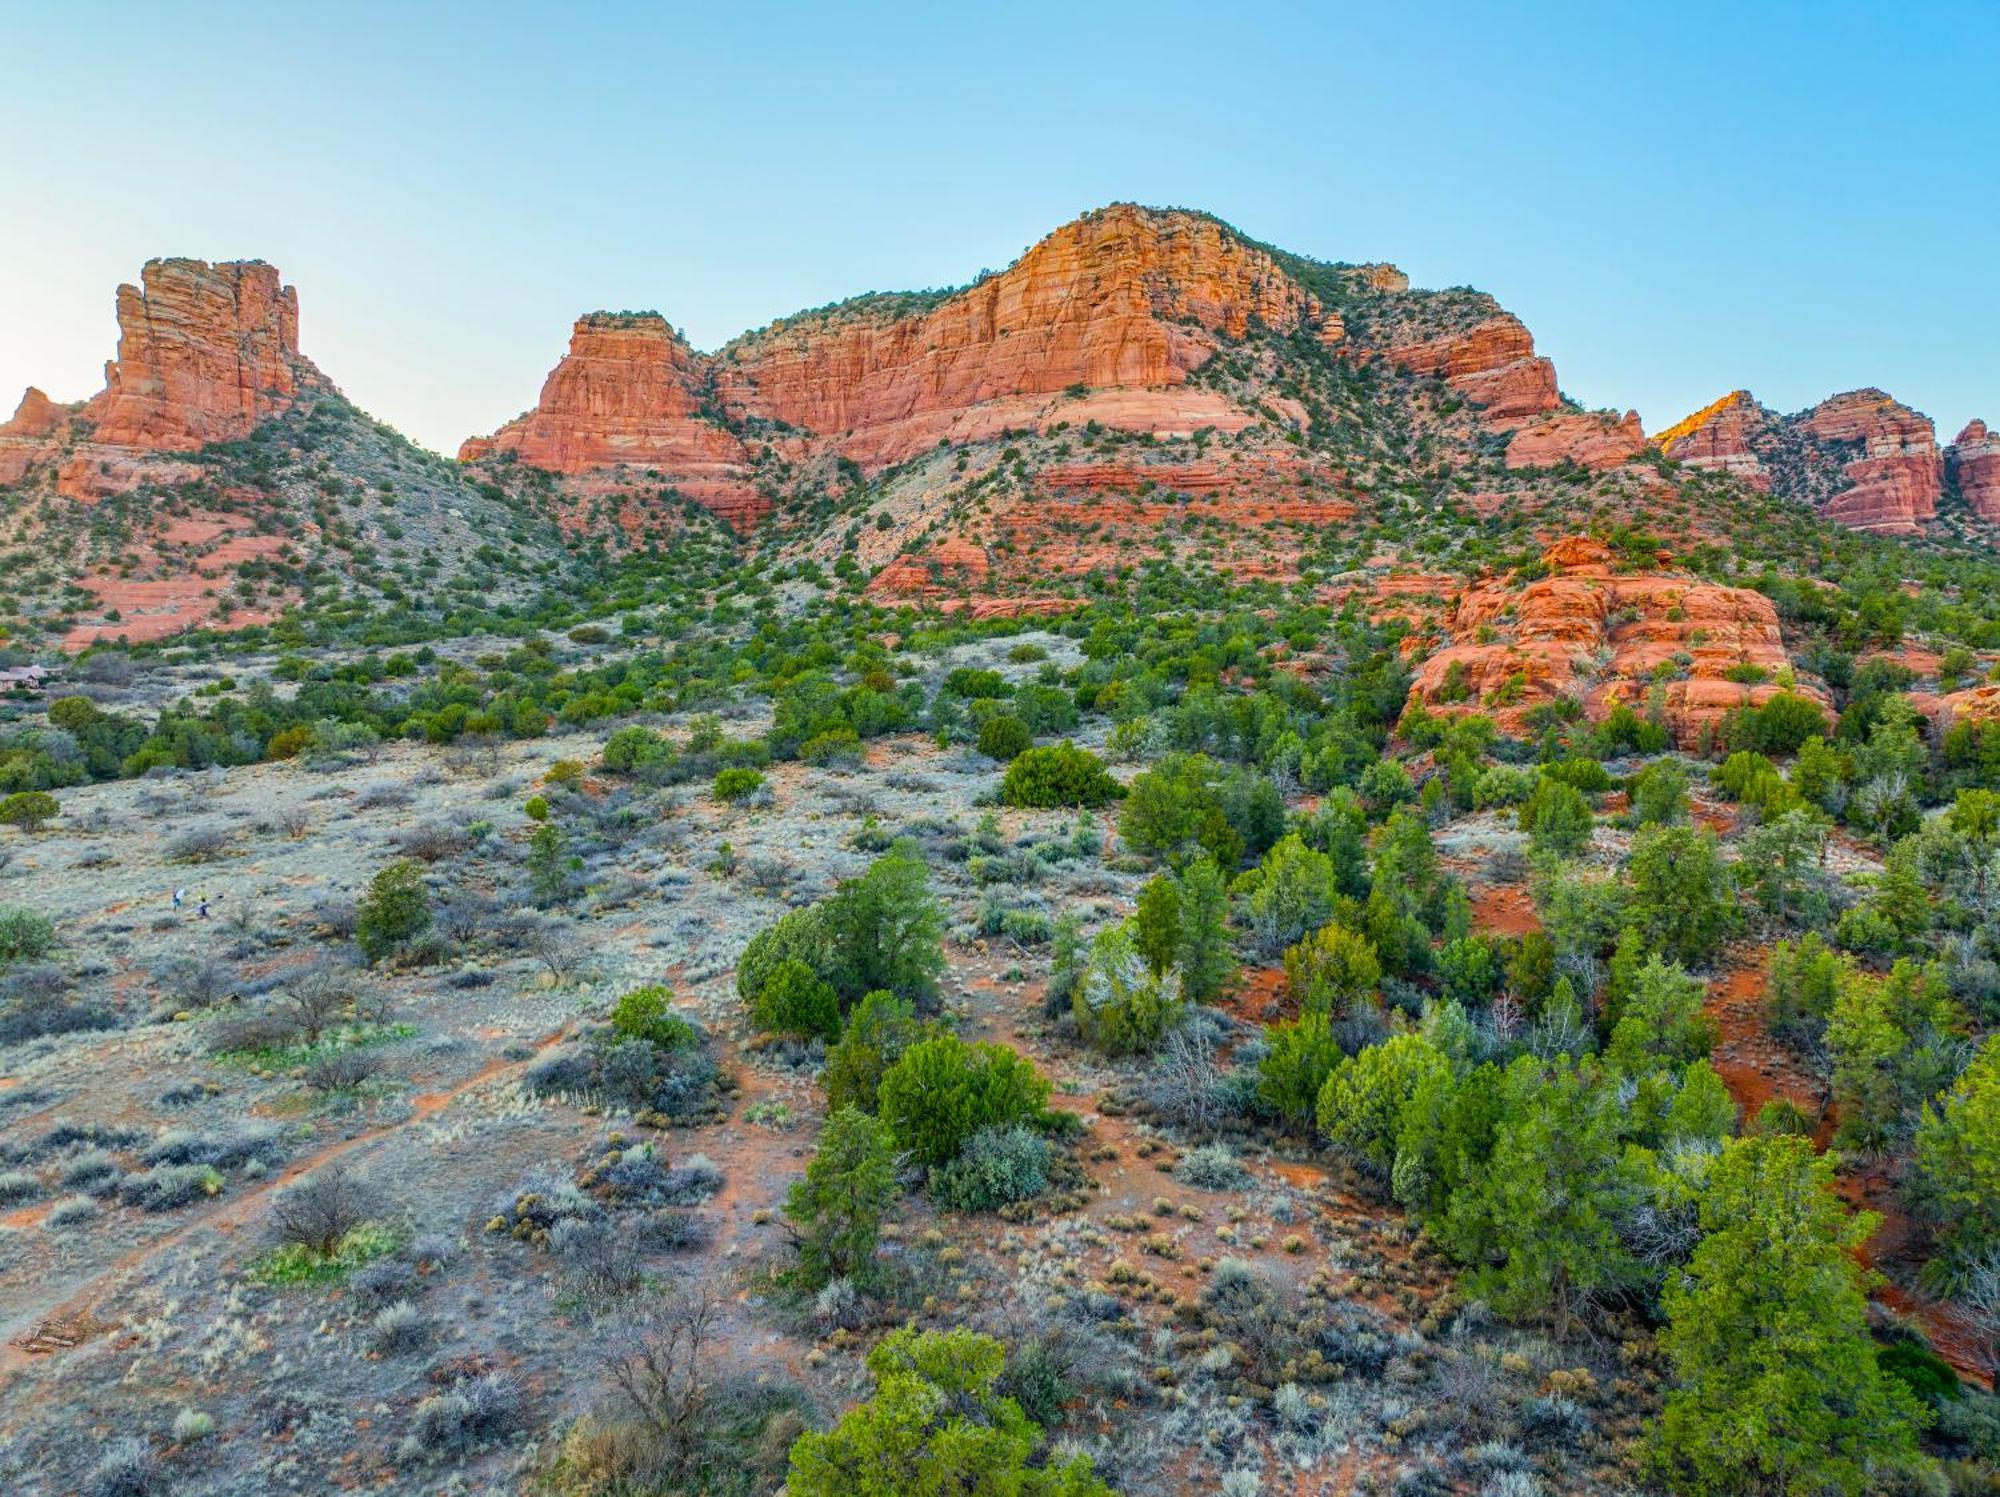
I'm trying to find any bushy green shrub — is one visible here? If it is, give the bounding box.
[1283,922,1380,1014]
[609,985,696,1051]
[0,790,57,832]
[753,959,841,1040]
[976,715,1032,762]
[824,991,924,1113]
[713,767,766,802]
[878,1035,1049,1168]
[929,1124,1050,1211]
[1258,1012,1342,1123]
[1913,1035,2000,1279]
[0,905,55,963]
[1000,742,1122,808]
[785,1106,898,1287]
[800,728,865,766]
[787,1327,1110,1495]
[600,724,674,774]
[356,860,432,962]
[1520,776,1595,855]
[1117,751,1235,864]
[1073,923,1183,1055]
[1317,1033,1450,1175]
[1725,691,1831,755]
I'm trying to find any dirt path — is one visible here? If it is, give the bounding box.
[0,1026,571,1381]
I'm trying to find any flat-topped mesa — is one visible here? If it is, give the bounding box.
[1948,419,2000,522]
[713,204,1329,467]
[1657,386,1945,534]
[0,257,322,498]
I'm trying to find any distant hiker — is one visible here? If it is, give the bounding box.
[196,895,210,920]
[172,887,185,911]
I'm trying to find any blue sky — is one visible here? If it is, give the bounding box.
[2,1,1993,455]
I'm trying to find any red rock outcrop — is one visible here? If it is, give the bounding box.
[1504,410,1645,470]
[464,206,1339,520]
[1652,390,1772,488]
[1402,537,1824,747]
[1949,420,2000,522]
[1936,684,2000,727]
[84,259,306,449]
[865,534,992,603]
[1376,314,1559,421]
[0,388,73,485]
[1656,387,1945,534]
[1800,389,1942,534]
[457,313,763,526]
[0,258,319,498]
[716,204,1326,466]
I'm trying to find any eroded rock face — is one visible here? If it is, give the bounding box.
[86,259,305,449]
[1936,684,2000,726]
[1,258,319,498]
[463,205,1335,522]
[716,204,1325,466]
[1652,390,1772,488]
[457,314,762,526]
[1504,410,1645,471]
[0,388,74,485]
[1800,389,1942,534]
[1949,420,2000,522]
[1374,313,1559,421]
[1656,387,1945,534]
[1402,537,1823,747]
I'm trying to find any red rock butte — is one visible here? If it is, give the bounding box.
[457,312,763,526]
[1654,386,1947,535]
[1949,418,2000,522]
[0,257,321,498]
[1378,312,1559,421]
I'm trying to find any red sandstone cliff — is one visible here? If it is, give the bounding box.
[460,206,1336,516]
[1800,389,1942,533]
[1369,313,1560,421]
[1504,410,1645,471]
[457,313,763,525]
[1,258,320,498]
[1949,419,2000,522]
[0,388,74,486]
[715,205,1324,465]
[1651,391,1772,488]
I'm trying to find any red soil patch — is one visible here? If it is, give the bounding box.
[1703,960,1829,1141]
[1691,802,1737,836]
[1215,965,1288,1027]
[1471,882,1540,938]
